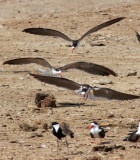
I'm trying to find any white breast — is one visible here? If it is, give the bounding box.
[90,127,101,138]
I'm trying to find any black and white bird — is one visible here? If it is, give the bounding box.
[136,31,140,43]
[30,74,140,100]
[89,122,106,144]
[3,57,118,77]
[22,17,125,52]
[123,121,140,148]
[52,122,74,155]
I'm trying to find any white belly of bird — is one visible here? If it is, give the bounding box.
[90,128,101,138]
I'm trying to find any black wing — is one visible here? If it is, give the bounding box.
[91,87,140,100]
[59,61,117,76]
[3,57,52,69]
[79,17,125,41]
[30,74,80,91]
[99,128,105,138]
[123,133,140,142]
[90,132,94,138]
[136,31,140,43]
[22,28,72,42]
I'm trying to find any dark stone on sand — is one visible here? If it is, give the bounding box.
[35,93,56,108]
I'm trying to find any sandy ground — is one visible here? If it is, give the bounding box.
[0,0,140,159]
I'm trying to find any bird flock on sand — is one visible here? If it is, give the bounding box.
[3,16,140,156]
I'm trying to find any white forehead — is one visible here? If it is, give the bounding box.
[91,122,98,126]
[52,68,61,74]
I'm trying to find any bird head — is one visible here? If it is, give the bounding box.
[72,40,80,53]
[81,85,90,98]
[72,47,75,53]
[52,68,62,77]
[52,122,60,132]
[89,122,99,130]
[81,92,86,98]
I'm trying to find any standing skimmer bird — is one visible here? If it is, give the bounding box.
[90,122,107,144]
[123,121,140,148]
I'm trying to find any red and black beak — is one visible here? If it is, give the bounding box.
[72,47,74,53]
[89,125,94,130]
[59,72,62,77]
[83,93,85,98]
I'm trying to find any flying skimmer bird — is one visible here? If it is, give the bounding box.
[3,57,118,77]
[30,74,140,101]
[22,17,125,52]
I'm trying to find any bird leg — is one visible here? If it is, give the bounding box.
[93,137,96,144]
[65,137,69,156]
[100,138,102,144]
[85,94,88,100]
[57,138,59,155]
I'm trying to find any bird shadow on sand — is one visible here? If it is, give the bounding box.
[130,146,140,149]
[90,43,105,47]
[58,102,96,108]
[71,151,83,155]
[0,70,30,74]
[101,141,110,145]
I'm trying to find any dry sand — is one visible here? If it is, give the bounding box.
[0,0,140,159]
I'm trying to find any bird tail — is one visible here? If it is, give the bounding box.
[123,137,129,141]
[70,133,74,138]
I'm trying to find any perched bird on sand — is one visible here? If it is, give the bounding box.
[52,122,74,155]
[90,122,107,144]
[123,121,140,148]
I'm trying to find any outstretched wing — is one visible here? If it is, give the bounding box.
[22,28,72,42]
[3,57,52,69]
[79,17,125,41]
[30,74,80,91]
[91,87,139,100]
[59,61,118,76]
[136,31,140,43]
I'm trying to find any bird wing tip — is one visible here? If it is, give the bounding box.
[120,17,126,20]
[3,62,7,65]
[22,29,26,32]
